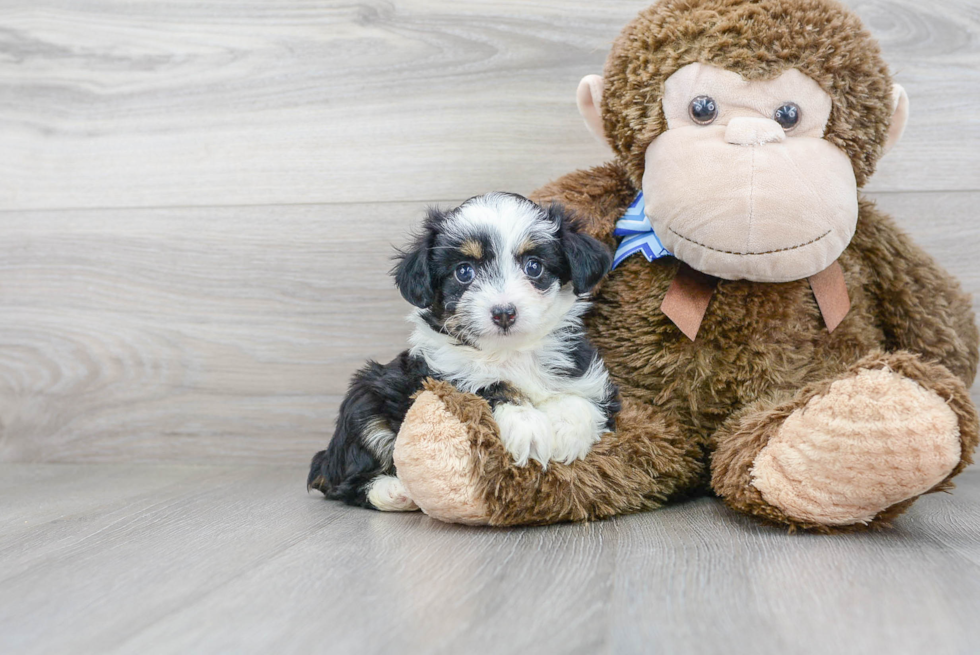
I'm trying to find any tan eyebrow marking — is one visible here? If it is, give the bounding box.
[460,239,483,259]
[516,238,538,255]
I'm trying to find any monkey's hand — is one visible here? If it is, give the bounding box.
[393,379,496,525]
[394,379,703,526]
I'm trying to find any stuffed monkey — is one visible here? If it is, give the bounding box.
[391,0,979,532]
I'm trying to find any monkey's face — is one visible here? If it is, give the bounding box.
[574,0,909,284]
[643,64,857,283]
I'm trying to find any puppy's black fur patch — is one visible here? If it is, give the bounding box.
[307,351,431,507]
[548,203,614,295]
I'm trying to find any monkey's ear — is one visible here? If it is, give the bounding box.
[549,203,612,295]
[577,75,607,143]
[392,211,442,308]
[882,84,909,157]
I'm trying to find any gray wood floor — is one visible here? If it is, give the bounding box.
[1,1,979,653]
[2,464,979,655]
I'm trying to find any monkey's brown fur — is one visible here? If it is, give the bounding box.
[476,164,978,530]
[393,0,979,531]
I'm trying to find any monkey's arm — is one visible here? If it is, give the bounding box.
[393,379,705,526]
[530,161,637,246]
[851,199,978,386]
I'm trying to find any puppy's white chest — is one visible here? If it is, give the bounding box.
[434,347,569,403]
[489,353,565,404]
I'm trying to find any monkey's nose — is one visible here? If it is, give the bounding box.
[725,117,786,146]
[491,304,517,329]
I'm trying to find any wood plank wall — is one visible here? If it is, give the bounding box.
[1,0,977,464]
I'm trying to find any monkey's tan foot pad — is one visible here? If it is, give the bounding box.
[751,366,962,526]
[393,382,493,525]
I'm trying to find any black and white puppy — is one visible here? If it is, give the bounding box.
[308,192,620,511]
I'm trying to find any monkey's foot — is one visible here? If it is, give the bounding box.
[750,355,971,527]
[393,380,493,525]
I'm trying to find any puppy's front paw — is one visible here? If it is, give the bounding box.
[540,395,605,465]
[493,403,553,467]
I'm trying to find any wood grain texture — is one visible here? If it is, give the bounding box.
[1,463,978,655]
[0,202,419,463]
[0,0,978,213]
[0,192,976,464]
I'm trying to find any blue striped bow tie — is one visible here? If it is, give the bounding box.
[612,192,671,269]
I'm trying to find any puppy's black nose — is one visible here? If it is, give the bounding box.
[491,304,517,329]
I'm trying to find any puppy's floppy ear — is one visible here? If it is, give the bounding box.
[548,203,612,295]
[392,208,443,308]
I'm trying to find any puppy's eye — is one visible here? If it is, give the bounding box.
[773,102,801,130]
[689,96,718,125]
[454,262,475,284]
[522,258,543,279]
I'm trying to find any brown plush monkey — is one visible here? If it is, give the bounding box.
[391,0,979,531]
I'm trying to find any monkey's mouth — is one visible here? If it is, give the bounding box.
[667,227,832,256]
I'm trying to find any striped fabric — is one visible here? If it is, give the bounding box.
[611,192,671,269]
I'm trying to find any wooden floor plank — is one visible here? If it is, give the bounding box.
[1,464,977,655]
[905,469,980,567]
[607,495,980,655]
[0,0,978,212]
[0,464,346,654]
[0,464,259,578]
[0,463,219,536]
[117,509,616,655]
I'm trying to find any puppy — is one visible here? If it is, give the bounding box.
[307,192,620,511]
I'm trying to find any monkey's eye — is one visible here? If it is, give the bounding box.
[689,96,718,125]
[454,263,475,284]
[522,258,543,279]
[773,102,801,130]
